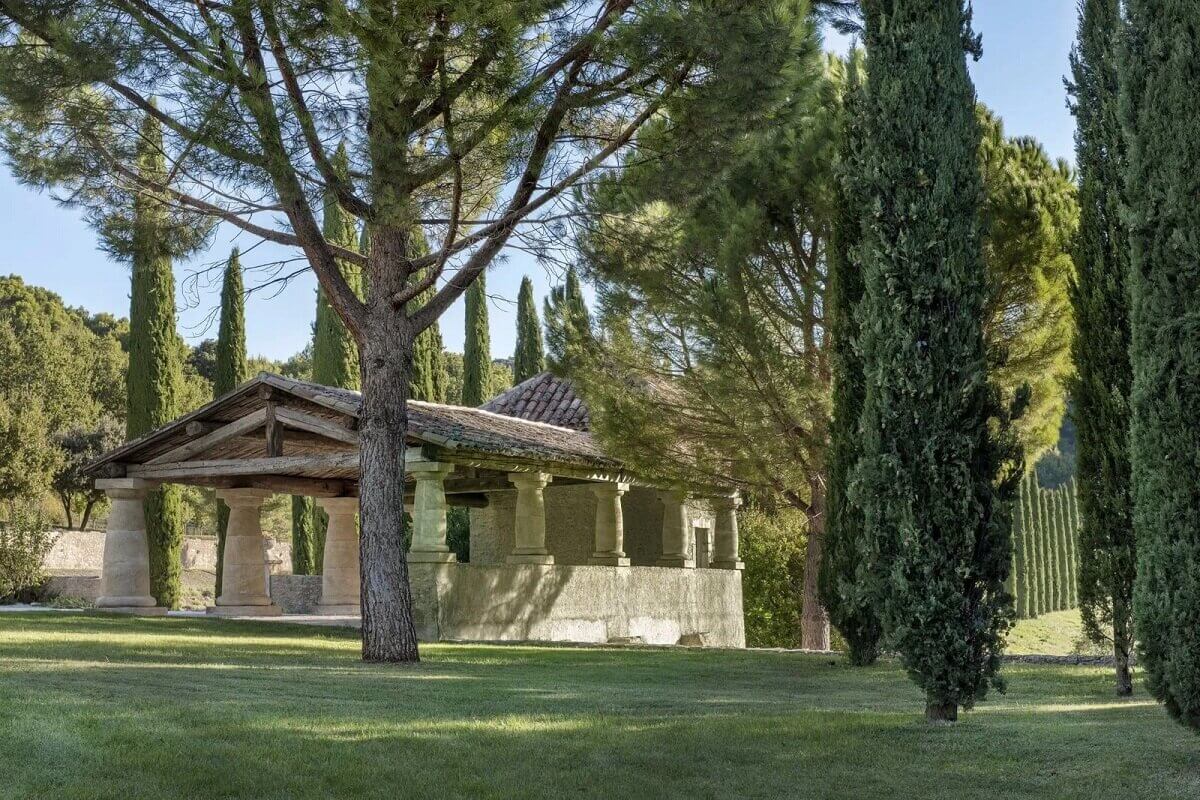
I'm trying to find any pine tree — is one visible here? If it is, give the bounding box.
[126,110,184,609]
[1122,0,1200,729]
[854,0,1017,722]
[1068,0,1136,694]
[544,266,592,373]
[213,248,248,597]
[820,51,881,666]
[462,273,491,406]
[294,144,362,575]
[512,276,545,384]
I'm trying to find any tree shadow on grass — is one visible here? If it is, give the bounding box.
[1,613,1195,800]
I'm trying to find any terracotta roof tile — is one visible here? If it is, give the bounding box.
[481,372,591,431]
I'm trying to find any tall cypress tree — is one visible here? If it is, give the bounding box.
[854,0,1018,722]
[462,272,491,406]
[406,229,448,403]
[820,51,881,666]
[213,247,248,597]
[126,110,184,608]
[544,266,592,373]
[1122,0,1200,730]
[293,144,362,575]
[1068,0,1136,696]
[512,276,545,384]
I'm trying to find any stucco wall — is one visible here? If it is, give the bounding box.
[43,529,292,574]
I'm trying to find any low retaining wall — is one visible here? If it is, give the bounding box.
[273,565,745,648]
[44,529,292,574]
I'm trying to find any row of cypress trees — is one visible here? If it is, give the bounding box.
[1011,475,1081,619]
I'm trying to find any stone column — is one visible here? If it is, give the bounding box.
[211,488,281,616]
[95,478,166,614]
[657,490,695,568]
[589,482,630,566]
[408,458,457,563]
[710,493,745,570]
[506,472,554,565]
[316,496,360,615]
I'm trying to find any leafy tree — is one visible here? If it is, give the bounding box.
[462,274,491,406]
[125,112,185,609]
[854,0,1020,722]
[0,0,804,662]
[822,50,881,665]
[52,415,124,530]
[214,248,249,596]
[544,267,592,374]
[1067,0,1136,697]
[1122,0,1200,732]
[512,276,544,384]
[740,504,808,648]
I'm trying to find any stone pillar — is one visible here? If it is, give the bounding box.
[506,472,554,565]
[95,478,166,614]
[211,488,281,616]
[589,482,630,566]
[657,490,695,568]
[316,496,360,615]
[408,457,457,563]
[710,493,745,570]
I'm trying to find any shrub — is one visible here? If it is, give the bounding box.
[740,506,807,648]
[0,503,57,601]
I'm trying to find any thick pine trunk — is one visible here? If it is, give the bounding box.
[801,475,831,651]
[358,224,421,663]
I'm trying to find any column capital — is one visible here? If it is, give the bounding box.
[316,496,359,515]
[591,482,629,499]
[96,477,152,499]
[215,487,275,507]
[407,458,455,477]
[508,471,552,490]
[710,492,742,511]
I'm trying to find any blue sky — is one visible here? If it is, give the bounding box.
[0,1,1079,362]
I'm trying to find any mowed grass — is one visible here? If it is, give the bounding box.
[1,614,1196,800]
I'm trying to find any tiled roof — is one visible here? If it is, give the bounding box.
[481,372,590,431]
[88,373,616,475]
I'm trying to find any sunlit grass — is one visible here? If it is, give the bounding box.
[1,613,1193,800]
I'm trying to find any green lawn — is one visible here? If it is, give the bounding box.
[1,613,1195,800]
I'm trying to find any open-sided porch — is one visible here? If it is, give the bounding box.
[86,373,746,647]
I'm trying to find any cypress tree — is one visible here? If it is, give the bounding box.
[462,272,491,406]
[1056,490,1071,610]
[406,230,449,403]
[512,276,545,384]
[126,110,184,608]
[1027,476,1044,617]
[821,51,882,665]
[1025,475,1040,616]
[854,1,1017,722]
[1045,488,1061,610]
[1069,0,1136,696]
[294,144,362,575]
[213,247,248,597]
[544,266,592,373]
[1122,0,1200,729]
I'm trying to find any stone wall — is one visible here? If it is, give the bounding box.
[43,529,293,575]
[414,563,744,647]
[271,564,744,648]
